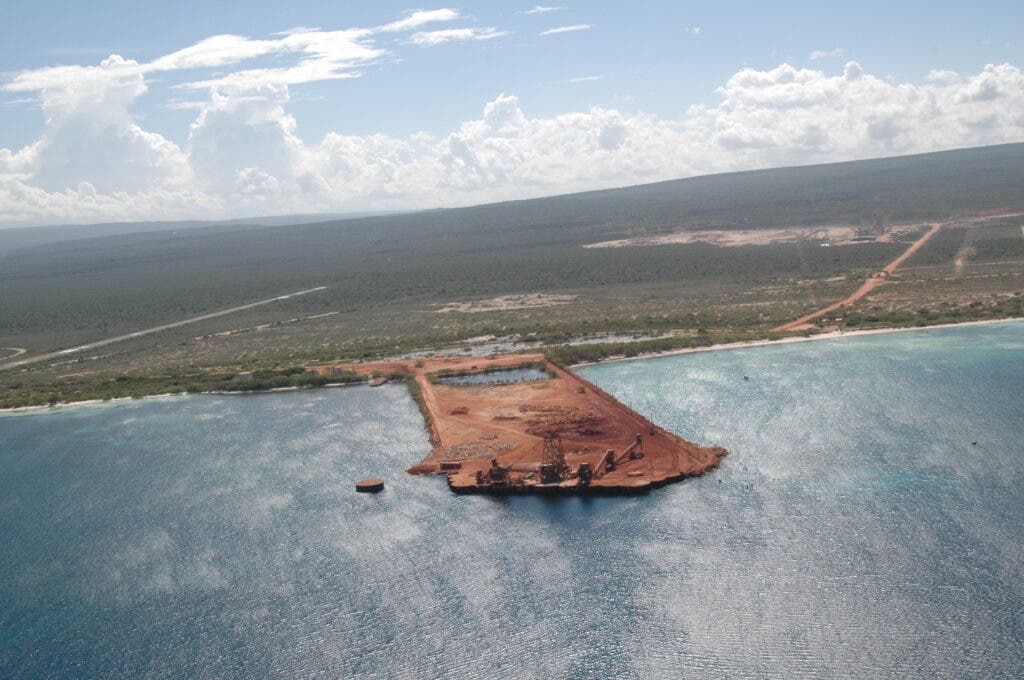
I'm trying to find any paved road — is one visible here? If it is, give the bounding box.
[0,286,328,371]
[773,223,943,332]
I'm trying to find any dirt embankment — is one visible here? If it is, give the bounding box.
[311,353,726,495]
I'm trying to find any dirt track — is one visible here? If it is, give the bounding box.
[0,286,328,372]
[773,223,943,332]
[311,354,727,494]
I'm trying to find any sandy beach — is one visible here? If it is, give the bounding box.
[569,317,1024,367]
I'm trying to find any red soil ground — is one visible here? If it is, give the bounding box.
[309,353,727,495]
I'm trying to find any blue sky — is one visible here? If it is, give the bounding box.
[1,2,1022,225]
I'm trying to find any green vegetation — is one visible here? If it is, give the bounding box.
[0,144,1022,408]
[906,227,969,266]
[0,367,363,410]
[543,329,785,365]
[5,143,1024,351]
[842,295,1023,328]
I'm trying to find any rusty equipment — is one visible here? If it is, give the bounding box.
[576,463,594,487]
[539,432,569,484]
[483,458,507,485]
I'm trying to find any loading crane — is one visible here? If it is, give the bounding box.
[577,433,645,487]
[539,432,570,484]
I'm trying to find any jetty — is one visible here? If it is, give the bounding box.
[308,353,727,495]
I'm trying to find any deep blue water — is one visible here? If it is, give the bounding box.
[1,322,1022,679]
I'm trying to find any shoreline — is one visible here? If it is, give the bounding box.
[2,317,1020,414]
[569,317,1024,368]
[0,379,377,415]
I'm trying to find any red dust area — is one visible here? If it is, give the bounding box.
[308,353,727,495]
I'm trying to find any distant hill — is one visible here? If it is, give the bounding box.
[2,143,1022,355]
[5,143,1024,258]
[325,141,1022,247]
[0,212,398,255]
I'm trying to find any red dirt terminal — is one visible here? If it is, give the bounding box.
[310,354,727,495]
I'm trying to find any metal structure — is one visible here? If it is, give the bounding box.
[539,432,569,484]
[489,458,508,484]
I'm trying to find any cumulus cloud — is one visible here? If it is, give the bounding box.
[2,48,1024,226]
[539,24,591,36]
[4,55,190,194]
[187,83,303,194]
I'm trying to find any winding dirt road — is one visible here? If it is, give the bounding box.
[773,223,943,332]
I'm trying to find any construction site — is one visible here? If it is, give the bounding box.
[308,353,727,495]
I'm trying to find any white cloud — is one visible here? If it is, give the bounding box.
[149,34,287,71]
[539,24,591,36]
[4,55,190,194]
[567,75,604,83]
[927,69,961,84]
[6,11,472,96]
[809,48,844,60]
[187,83,303,194]
[687,26,702,35]
[379,9,460,32]
[3,35,1024,227]
[409,27,508,47]
[273,26,322,36]
[525,5,564,14]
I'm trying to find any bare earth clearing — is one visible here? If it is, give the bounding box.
[584,226,859,249]
[436,294,577,314]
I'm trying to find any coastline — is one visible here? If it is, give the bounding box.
[2,317,1020,414]
[568,317,1024,368]
[0,379,376,415]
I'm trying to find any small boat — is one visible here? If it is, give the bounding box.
[356,479,385,493]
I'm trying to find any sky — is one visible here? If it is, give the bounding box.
[1,1,1022,226]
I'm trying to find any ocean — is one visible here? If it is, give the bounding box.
[1,321,1022,678]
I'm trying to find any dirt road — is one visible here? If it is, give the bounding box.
[773,223,943,332]
[0,286,327,371]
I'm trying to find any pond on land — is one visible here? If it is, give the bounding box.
[436,366,551,386]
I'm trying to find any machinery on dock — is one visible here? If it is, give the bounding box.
[477,458,510,487]
[468,432,649,490]
[583,434,645,484]
[539,433,570,484]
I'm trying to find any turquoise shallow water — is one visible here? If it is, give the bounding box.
[1,322,1022,679]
